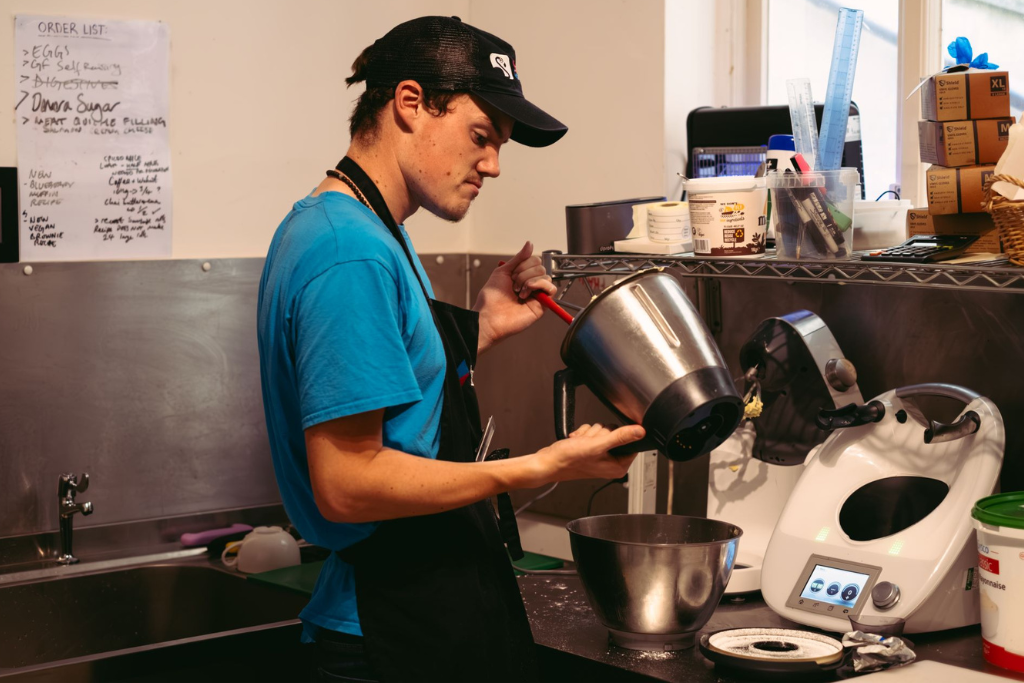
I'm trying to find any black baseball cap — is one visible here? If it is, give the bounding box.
[357,16,567,148]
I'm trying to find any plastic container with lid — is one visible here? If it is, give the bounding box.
[972,492,1024,673]
[684,176,768,258]
[852,199,911,251]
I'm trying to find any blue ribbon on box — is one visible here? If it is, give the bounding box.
[906,36,1000,100]
[944,36,999,72]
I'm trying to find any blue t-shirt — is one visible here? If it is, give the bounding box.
[257,191,445,637]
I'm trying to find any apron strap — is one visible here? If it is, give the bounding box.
[336,157,431,302]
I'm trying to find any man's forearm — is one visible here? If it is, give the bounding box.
[314,448,548,524]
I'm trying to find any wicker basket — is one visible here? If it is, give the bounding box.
[984,173,1024,266]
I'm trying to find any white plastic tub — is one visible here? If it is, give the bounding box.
[972,492,1024,673]
[684,176,767,257]
[852,199,911,250]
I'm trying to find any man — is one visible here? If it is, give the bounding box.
[257,16,645,682]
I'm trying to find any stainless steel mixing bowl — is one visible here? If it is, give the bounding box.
[567,514,742,651]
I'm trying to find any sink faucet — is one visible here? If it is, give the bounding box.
[57,472,93,565]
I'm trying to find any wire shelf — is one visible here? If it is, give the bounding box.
[545,252,1024,295]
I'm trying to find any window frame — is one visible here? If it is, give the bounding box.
[738,0,942,207]
[898,0,943,208]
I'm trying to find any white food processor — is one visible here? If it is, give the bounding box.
[761,383,1004,634]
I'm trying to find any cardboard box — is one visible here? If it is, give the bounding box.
[919,117,1015,166]
[920,69,1010,122]
[924,164,995,215]
[907,208,1002,253]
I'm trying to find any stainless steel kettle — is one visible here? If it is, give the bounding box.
[554,270,742,461]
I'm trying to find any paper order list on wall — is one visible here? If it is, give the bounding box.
[14,15,171,261]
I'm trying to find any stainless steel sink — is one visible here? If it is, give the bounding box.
[0,562,308,674]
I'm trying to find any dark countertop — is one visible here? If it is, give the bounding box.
[518,575,1024,682]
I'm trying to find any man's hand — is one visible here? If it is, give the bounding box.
[473,241,557,354]
[532,423,647,482]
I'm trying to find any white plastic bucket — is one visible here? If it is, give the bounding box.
[852,199,911,251]
[684,176,767,257]
[972,492,1024,673]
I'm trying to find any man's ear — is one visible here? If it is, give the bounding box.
[392,80,425,132]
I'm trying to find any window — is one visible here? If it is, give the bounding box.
[766,0,899,201]
[940,0,1024,120]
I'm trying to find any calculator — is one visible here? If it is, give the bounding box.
[861,235,979,263]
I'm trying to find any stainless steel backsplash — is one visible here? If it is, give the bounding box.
[0,256,469,538]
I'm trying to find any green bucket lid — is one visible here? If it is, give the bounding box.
[972,492,1024,529]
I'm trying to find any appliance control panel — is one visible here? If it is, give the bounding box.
[785,554,883,619]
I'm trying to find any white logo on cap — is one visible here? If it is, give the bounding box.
[490,53,514,79]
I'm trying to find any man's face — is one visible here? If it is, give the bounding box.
[404,94,514,222]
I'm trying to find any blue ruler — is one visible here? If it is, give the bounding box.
[817,8,864,171]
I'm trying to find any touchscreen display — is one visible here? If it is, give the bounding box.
[799,564,870,608]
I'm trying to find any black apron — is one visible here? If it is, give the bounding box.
[332,157,537,682]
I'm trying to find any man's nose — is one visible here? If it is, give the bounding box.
[478,149,501,179]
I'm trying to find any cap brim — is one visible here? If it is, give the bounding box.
[474,91,568,148]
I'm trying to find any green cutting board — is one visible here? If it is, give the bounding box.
[247,560,324,596]
[512,551,564,575]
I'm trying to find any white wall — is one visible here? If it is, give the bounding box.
[664,0,719,203]
[0,0,471,257]
[664,0,755,203]
[467,0,666,254]
[0,0,715,258]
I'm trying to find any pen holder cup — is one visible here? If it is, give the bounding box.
[767,168,860,260]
